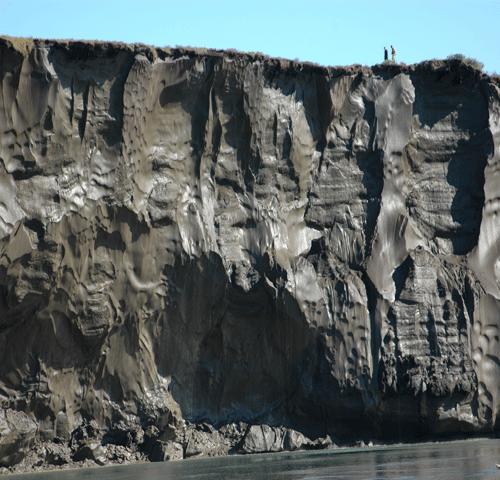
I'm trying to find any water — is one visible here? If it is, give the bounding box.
[7,438,500,480]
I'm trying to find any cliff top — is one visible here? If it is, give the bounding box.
[1,35,498,85]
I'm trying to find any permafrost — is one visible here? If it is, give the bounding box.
[0,37,498,471]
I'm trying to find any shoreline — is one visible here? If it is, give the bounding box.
[3,434,498,477]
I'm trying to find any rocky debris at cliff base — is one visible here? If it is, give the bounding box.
[72,440,108,465]
[238,425,336,453]
[183,427,231,458]
[0,410,37,468]
[148,441,184,462]
[44,444,72,466]
[0,422,341,474]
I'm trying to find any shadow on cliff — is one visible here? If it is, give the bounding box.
[155,253,318,429]
[48,46,135,147]
[446,134,490,254]
[411,72,491,254]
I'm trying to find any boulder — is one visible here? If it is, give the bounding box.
[0,410,37,467]
[73,440,107,465]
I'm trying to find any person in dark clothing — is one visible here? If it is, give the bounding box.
[391,45,396,63]
[384,47,388,62]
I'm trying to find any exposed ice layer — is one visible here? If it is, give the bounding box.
[367,73,415,301]
[0,37,498,469]
[469,82,500,429]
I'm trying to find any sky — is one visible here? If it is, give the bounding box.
[0,0,499,73]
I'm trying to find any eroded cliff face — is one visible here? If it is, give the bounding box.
[0,37,498,470]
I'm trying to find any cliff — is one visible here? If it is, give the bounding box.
[0,36,498,471]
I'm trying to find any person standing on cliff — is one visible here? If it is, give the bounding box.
[384,47,388,62]
[391,45,396,63]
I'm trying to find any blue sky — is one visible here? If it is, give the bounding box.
[1,0,499,72]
